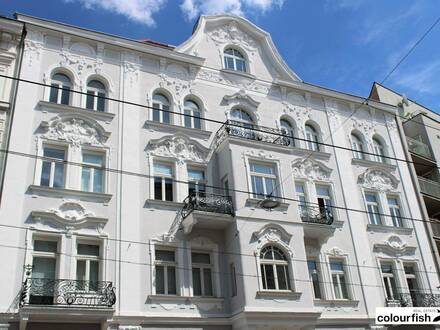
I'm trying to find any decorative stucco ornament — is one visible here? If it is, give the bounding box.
[208,22,258,53]
[291,158,331,181]
[48,201,95,222]
[358,168,399,192]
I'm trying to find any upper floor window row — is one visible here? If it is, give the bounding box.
[350,130,388,164]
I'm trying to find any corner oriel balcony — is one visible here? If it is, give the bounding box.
[406,136,433,160]
[386,293,440,307]
[180,192,234,234]
[20,278,116,308]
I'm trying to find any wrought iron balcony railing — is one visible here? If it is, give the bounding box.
[20,278,116,308]
[181,192,234,219]
[212,120,293,150]
[386,293,440,307]
[406,136,433,159]
[418,176,440,200]
[299,205,334,225]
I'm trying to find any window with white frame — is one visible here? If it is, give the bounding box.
[154,248,177,295]
[230,263,237,297]
[404,264,420,298]
[365,193,382,225]
[76,243,100,291]
[224,48,247,72]
[183,100,201,129]
[230,108,254,127]
[316,185,333,218]
[188,168,206,196]
[152,93,170,124]
[295,182,308,216]
[307,259,322,299]
[380,262,398,301]
[49,73,71,105]
[259,245,291,291]
[351,133,365,160]
[31,238,58,304]
[250,162,279,199]
[86,80,106,112]
[280,119,296,147]
[153,163,174,201]
[305,124,320,151]
[330,259,349,299]
[40,146,66,188]
[373,137,386,163]
[192,252,213,297]
[81,152,104,193]
[387,196,403,227]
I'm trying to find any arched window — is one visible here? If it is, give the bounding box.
[373,137,386,163]
[184,100,201,129]
[260,245,291,291]
[224,48,247,72]
[152,93,171,124]
[230,108,253,126]
[230,108,254,139]
[305,124,320,151]
[351,132,365,160]
[86,80,106,111]
[49,73,71,105]
[280,119,295,147]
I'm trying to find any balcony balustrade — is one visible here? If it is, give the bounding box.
[406,136,433,159]
[300,205,334,225]
[20,278,116,308]
[418,176,440,200]
[181,192,234,219]
[386,293,440,307]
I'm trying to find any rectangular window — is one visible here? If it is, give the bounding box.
[154,163,174,201]
[330,259,349,300]
[152,102,170,124]
[230,263,237,297]
[49,84,70,105]
[404,264,419,305]
[40,146,66,188]
[388,196,403,227]
[155,249,177,295]
[76,243,100,290]
[250,162,278,199]
[381,262,398,301]
[307,260,322,299]
[316,185,333,218]
[365,193,382,225]
[192,252,213,297]
[295,182,307,216]
[81,152,104,193]
[188,168,206,196]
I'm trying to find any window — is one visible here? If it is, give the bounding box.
[222,176,230,196]
[230,108,253,126]
[49,73,71,105]
[404,264,419,298]
[76,243,100,290]
[305,124,319,151]
[230,108,254,139]
[307,259,322,299]
[295,182,307,216]
[152,93,171,124]
[224,48,247,72]
[154,163,174,201]
[316,185,333,218]
[260,245,291,291]
[381,262,398,301]
[86,80,106,112]
[330,259,349,299]
[188,168,206,196]
[40,146,66,188]
[388,196,403,227]
[365,193,382,225]
[351,133,365,160]
[192,252,213,297]
[183,100,201,129]
[81,152,104,193]
[280,119,295,147]
[155,249,177,295]
[250,162,278,199]
[373,137,386,163]
[230,263,237,297]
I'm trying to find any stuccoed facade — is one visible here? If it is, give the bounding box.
[0,13,438,330]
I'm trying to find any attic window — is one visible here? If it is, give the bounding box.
[224,48,247,72]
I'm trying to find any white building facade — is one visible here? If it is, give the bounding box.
[0,13,438,330]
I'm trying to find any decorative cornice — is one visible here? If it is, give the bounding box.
[374,235,416,256]
[358,167,399,192]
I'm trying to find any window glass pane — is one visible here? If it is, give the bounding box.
[153,94,169,105]
[381,264,393,273]
[76,260,86,281]
[156,265,165,294]
[265,178,277,197]
[154,164,172,176]
[53,163,64,188]
[97,92,106,111]
[262,264,275,290]
[93,168,103,192]
[251,176,264,198]
[295,183,305,194]
[83,153,103,165]
[78,244,100,256]
[154,177,162,200]
[33,257,56,279]
[388,197,398,206]
[225,57,234,69]
[49,84,59,103]
[34,240,57,253]
[44,148,65,159]
[330,261,344,271]
[153,107,160,122]
[188,169,205,181]
[203,268,213,296]
[250,163,275,175]
[89,260,99,283]
[168,266,176,294]
[86,92,94,110]
[312,273,321,299]
[88,80,105,90]
[236,59,245,72]
[165,178,173,201]
[276,265,289,290]
[40,162,51,186]
[316,185,330,197]
[366,194,377,203]
[155,250,175,262]
[192,253,210,264]
[194,111,201,129]
[192,268,201,296]
[81,167,91,191]
[332,274,341,299]
[340,275,349,299]
[162,105,170,124]
[184,110,191,128]
[61,87,70,105]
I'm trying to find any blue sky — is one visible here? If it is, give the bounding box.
[2,0,440,112]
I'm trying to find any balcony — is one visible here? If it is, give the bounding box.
[406,136,433,160]
[419,177,440,200]
[20,278,116,308]
[386,293,440,307]
[300,205,335,240]
[181,192,234,234]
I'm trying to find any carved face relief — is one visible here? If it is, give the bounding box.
[358,168,399,192]
[291,158,331,181]
[49,201,95,222]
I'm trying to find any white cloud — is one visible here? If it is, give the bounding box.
[391,60,440,95]
[64,0,166,26]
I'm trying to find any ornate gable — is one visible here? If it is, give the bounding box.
[358,168,399,192]
[291,158,332,181]
[146,134,208,164]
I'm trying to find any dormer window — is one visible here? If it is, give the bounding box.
[224,48,247,72]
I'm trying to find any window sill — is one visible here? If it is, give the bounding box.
[220,68,256,80]
[313,299,359,307]
[144,121,212,140]
[246,198,289,212]
[28,185,112,203]
[145,199,184,210]
[148,295,224,304]
[38,101,115,122]
[351,158,396,170]
[256,290,302,299]
[367,223,413,235]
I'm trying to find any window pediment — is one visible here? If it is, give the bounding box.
[374,235,416,257]
[252,224,292,257]
[358,167,399,192]
[291,158,332,181]
[224,89,260,109]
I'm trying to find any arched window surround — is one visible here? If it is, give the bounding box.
[149,89,174,125]
[304,121,322,152]
[372,134,388,163]
[182,95,205,130]
[279,116,297,147]
[350,130,366,160]
[223,46,249,73]
[47,69,75,106]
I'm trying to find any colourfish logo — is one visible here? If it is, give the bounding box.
[376,307,440,325]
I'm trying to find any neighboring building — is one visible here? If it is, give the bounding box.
[0,13,438,330]
[0,16,24,199]
[370,82,440,268]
